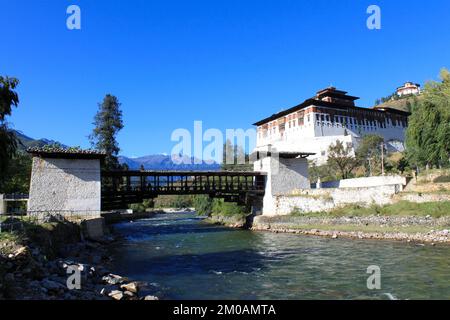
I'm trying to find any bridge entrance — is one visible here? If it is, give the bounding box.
[101,170,266,211]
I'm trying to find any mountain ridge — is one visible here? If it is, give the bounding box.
[12,129,220,171]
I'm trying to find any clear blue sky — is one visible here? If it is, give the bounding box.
[2,0,449,157]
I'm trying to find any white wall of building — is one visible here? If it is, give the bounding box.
[28,157,101,215]
[254,154,310,215]
[256,105,407,165]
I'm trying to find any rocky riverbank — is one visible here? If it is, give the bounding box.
[206,214,247,228]
[251,215,450,244]
[0,221,159,300]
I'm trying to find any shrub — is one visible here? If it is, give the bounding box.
[433,175,450,183]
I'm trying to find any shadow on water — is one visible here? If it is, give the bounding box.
[114,221,236,237]
[119,249,270,276]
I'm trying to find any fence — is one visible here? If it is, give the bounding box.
[0,210,101,234]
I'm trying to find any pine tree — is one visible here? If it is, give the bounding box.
[90,94,124,170]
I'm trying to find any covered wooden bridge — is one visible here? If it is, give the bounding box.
[101,170,266,210]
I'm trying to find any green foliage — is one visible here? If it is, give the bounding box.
[327,140,359,179]
[433,175,450,183]
[0,76,19,121]
[193,195,213,216]
[293,201,450,218]
[89,94,124,170]
[129,199,154,212]
[0,76,20,185]
[211,199,249,218]
[406,68,450,168]
[308,161,339,183]
[0,151,32,193]
[386,152,410,174]
[222,139,252,172]
[355,134,384,176]
[154,195,194,209]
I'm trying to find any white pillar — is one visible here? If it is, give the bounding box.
[0,195,6,215]
[254,151,312,216]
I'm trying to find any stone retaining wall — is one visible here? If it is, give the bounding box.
[267,185,401,215]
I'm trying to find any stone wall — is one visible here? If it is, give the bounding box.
[265,185,401,216]
[254,154,310,215]
[28,157,101,215]
[317,175,407,189]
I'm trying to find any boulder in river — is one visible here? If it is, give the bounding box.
[120,282,139,293]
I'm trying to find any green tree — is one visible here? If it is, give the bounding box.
[90,94,124,170]
[327,140,359,179]
[1,152,32,194]
[406,68,450,168]
[356,134,384,176]
[222,139,252,171]
[0,76,20,189]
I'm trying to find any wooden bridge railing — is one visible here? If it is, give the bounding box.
[101,170,266,210]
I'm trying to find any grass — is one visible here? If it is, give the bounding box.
[0,219,82,259]
[291,201,450,218]
[0,231,21,243]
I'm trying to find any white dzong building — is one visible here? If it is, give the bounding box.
[253,87,410,165]
[396,82,421,97]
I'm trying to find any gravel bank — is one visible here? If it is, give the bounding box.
[251,215,450,244]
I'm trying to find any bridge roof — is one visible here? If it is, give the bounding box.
[27,147,106,160]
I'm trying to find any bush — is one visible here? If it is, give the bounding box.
[193,195,213,216]
[211,199,249,218]
[433,175,450,183]
[129,199,154,212]
[154,195,193,208]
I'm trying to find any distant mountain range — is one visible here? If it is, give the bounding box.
[13,130,68,151]
[12,130,220,171]
[118,155,220,171]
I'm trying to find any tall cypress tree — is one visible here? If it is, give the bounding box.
[90,94,124,170]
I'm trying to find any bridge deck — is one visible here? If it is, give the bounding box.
[101,171,266,210]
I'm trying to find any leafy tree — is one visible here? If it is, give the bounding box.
[327,140,359,179]
[396,155,410,174]
[1,152,32,193]
[221,139,251,171]
[356,134,384,176]
[0,76,19,121]
[308,161,339,183]
[90,94,124,170]
[0,76,20,190]
[406,68,450,168]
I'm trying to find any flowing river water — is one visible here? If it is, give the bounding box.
[109,212,450,300]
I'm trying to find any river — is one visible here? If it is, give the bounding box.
[109,212,450,300]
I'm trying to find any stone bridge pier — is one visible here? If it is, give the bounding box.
[252,148,315,216]
[27,149,106,218]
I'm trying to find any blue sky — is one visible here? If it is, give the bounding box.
[2,0,449,157]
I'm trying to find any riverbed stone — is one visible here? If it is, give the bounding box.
[120,282,139,293]
[109,290,124,300]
